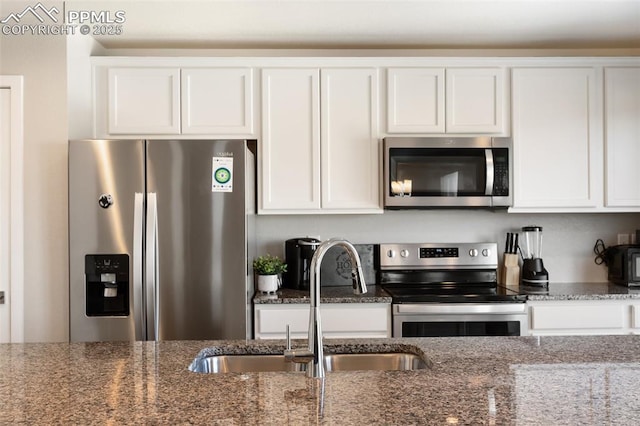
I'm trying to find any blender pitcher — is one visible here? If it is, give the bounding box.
[520,226,549,286]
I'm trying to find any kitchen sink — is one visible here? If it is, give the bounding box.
[189,351,430,374]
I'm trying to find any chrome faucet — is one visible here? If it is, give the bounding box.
[284,238,367,378]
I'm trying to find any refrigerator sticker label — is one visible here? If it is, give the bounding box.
[212,157,233,192]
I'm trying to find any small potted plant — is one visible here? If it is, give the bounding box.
[253,254,287,293]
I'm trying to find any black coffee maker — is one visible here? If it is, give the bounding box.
[284,237,321,290]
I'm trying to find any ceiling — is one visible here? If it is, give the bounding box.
[75,0,640,50]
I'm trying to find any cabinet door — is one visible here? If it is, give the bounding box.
[254,303,391,339]
[446,68,506,133]
[605,67,640,207]
[260,68,321,211]
[528,301,629,336]
[181,68,255,135]
[321,68,381,210]
[108,68,180,134]
[387,68,445,133]
[512,68,602,208]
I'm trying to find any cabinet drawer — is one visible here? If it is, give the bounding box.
[531,304,626,330]
[256,306,309,335]
[322,304,390,334]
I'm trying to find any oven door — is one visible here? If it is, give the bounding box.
[392,303,528,337]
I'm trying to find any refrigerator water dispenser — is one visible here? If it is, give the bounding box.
[85,254,129,317]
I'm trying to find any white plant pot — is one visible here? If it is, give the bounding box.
[257,274,280,293]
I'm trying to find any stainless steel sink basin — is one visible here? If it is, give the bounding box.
[189,352,429,374]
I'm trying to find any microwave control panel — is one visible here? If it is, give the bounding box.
[493,148,510,196]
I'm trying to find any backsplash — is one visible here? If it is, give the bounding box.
[255,210,640,284]
[319,244,375,287]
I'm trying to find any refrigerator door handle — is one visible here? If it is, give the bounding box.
[133,192,145,340]
[145,192,159,341]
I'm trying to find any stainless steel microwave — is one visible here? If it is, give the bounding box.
[383,137,513,208]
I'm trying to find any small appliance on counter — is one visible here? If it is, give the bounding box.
[594,240,640,287]
[284,237,321,290]
[520,226,549,287]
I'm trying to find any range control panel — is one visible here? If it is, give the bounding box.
[379,243,498,270]
[420,247,459,258]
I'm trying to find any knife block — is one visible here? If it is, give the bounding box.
[501,253,520,290]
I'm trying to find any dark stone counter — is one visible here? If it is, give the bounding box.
[3,335,640,424]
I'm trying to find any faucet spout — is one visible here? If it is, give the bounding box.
[309,239,367,307]
[284,238,367,378]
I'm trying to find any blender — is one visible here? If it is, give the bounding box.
[520,226,549,287]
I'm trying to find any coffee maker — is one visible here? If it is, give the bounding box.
[520,226,549,287]
[284,237,321,290]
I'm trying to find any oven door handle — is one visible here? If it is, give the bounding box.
[485,149,494,196]
[394,303,526,315]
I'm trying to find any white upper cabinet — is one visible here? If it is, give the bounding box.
[321,68,380,210]
[181,68,254,135]
[108,67,181,135]
[386,67,506,134]
[259,67,380,214]
[445,68,505,133]
[98,64,256,137]
[387,68,445,133]
[511,67,602,209]
[604,67,640,208]
[260,68,321,211]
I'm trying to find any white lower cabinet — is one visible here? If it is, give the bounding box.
[254,303,391,340]
[527,300,637,336]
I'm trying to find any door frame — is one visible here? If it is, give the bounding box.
[0,75,25,342]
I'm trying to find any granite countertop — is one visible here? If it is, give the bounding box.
[253,284,392,304]
[517,282,640,301]
[2,335,640,424]
[255,282,640,304]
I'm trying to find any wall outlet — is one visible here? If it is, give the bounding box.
[618,233,630,245]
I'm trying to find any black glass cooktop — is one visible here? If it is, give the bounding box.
[382,283,526,303]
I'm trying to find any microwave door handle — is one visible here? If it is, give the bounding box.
[485,149,494,196]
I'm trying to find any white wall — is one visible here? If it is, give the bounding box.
[256,211,640,284]
[0,31,69,342]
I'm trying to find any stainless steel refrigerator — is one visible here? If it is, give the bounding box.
[69,139,255,342]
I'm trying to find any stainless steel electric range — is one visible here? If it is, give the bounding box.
[377,243,528,337]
